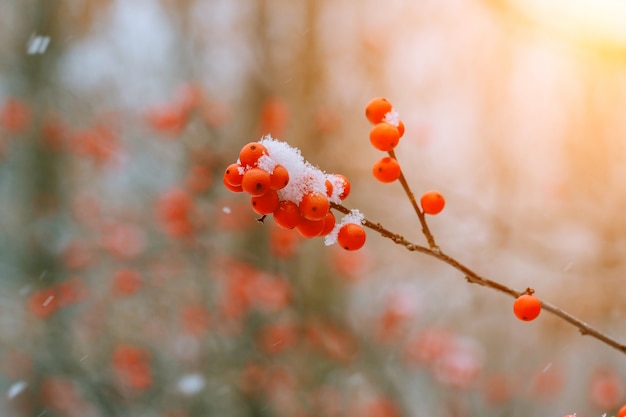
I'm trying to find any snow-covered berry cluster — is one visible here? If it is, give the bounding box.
[223,136,366,250]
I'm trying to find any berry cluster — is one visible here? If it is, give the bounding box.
[366,97,404,183]
[364,98,446,215]
[223,136,366,250]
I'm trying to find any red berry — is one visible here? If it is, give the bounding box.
[224,163,244,187]
[325,179,334,197]
[269,164,289,190]
[337,223,366,251]
[372,156,401,183]
[223,176,243,193]
[239,142,269,167]
[241,167,271,196]
[273,200,301,229]
[370,122,400,151]
[251,190,280,215]
[397,120,405,138]
[335,174,350,200]
[299,192,330,221]
[420,191,445,215]
[296,217,325,238]
[365,97,393,125]
[513,294,541,321]
[319,211,336,236]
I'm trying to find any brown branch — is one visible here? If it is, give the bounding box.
[330,202,626,356]
[387,149,439,251]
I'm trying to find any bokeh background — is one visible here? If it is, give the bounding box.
[1,0,626,416]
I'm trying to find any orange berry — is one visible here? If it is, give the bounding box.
[337,223,366,251]
[618,404,626,417]
[241,167,271,196]
[335,174,350,200]
[513,294,541,321]
[420,191,445,215]
[370,122,400,151]
[365,97,393,125]
[224,163,244,187]
[223,176,243,193]
[326,174,350,200]
[299,192,330,221]
[325,179,334,197]
[296,217,325,238]
[319,211,336,236]
[372,156,401,183]
[270,164,289,190]
[251,190,280,215]
[273,200,301,229]
[397,120,405,138]
[239,142,269,167]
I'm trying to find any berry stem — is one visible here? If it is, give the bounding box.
[387,149,439,251]
[330,202,626,356]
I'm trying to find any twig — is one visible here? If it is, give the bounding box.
[330,202,626,355]
[388,149,439,251]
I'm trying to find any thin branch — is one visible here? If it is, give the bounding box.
[330,202,626,356]
[388,149,439,251]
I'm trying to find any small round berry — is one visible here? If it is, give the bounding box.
[337,223,366,251]
[319,211,336,236]
[296,217,325,238]
[420,190,445,215]
[372,156,401,183]
[239,142,269,167]
[370,122,400,152]
[299,192,330,221]
[335,174,350,200]
[273,200,301,229]
[224,163,244,187]
[223,176,243,193]
[326,174,350,200]
[325,179,334,197]
[397,120,405,138]
[513,294,541,321]
[270,164,289,190]
[241,167,271,196]
[365,97,393,125]
[618,404,626,417]
[251,190,280,215]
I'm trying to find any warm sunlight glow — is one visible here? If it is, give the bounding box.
[514,0,626,47]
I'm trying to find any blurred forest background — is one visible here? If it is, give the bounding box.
[1,0,626,416]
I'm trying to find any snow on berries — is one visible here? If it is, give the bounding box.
[324,209,365,250]
[223,135,364,249]
[365,97,404,154]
